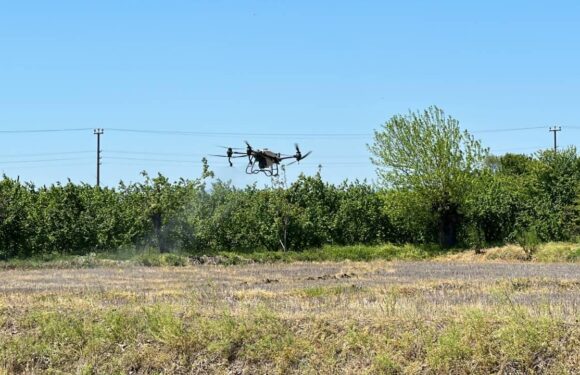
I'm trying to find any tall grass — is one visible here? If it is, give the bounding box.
[1,300,577,374]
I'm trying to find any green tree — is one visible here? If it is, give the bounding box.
[515,147,579,241]
[331,180,391,245]
[137,172,202,253]
[463,170,524,245]
[287,173,338,249]
[369,106,488,246]
[0,177,33,258]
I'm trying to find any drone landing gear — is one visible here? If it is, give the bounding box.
[246,162,279,177]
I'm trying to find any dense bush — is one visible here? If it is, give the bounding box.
[0,150,578,259]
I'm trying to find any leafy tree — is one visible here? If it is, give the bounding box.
[331,180,391,245]
[495,153,535,176]
[369,106,488,246]
[136,172,203,252]
[0,177,33,258]
[515,147,579,241]
[380,189,435,243]
[287,173,338,249]
[463,170,524,245]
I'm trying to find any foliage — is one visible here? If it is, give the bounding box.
[369,106,488,194]
[515,227,540,260]
[462,171,525,245]
[515,148,580,241]
[369,106,488,246]
[462,223,485,254]
[0,108,579,259]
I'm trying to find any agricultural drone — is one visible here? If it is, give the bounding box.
[211,141,312,177]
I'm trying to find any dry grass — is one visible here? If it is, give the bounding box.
[1,242,577,272]
[1,260,579,374]
[436,242,580,263]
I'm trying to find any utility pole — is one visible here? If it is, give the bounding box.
[94,128,104,186]
[549,126,561,152]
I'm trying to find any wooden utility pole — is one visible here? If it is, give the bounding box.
[94,128,104,186]
[549,126,561,152]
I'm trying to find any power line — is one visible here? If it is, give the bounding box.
[0,151,93,158]
[103,156,368,167]
[109,126,554,137]
[106,150,205,157]
[0,125,561,138]
[104,156,204,163]
[0,128,93,134]
[102,161,230,167]
[0,148,369,160]
[0,157,94,164]
[107,128,370,138]
[106,149,370,159]
[471,126,546,133]
[0,161,94,170]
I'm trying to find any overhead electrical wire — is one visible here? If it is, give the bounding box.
[101,160,230,168]
[0,128,93,134]
[0,151,93,158]
[0,162,94,170]
[104,149,369,159]
[105,150,205,157]
[470,126,546,133]
[106,128,370,138]
[102,156,369,167]
[104,156,205,163]
[0,157,94,164]
[0,125,563,137]
[0,125,569,168]
[108,126,552,137]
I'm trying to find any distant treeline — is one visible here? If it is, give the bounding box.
[0,148,578,259]
[1,106,579,259]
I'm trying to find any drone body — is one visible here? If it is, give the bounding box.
[212,142,312,177]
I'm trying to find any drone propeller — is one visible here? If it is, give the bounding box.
[244,140,254,160]
[209,154,247,158]
[284,144,312,166]
[210,147,241,167]
[293,143,303,160]
[293,144,311,162]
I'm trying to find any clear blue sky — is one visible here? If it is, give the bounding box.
[1,1,579,187]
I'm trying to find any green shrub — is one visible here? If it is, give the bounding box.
[372,354,402,374]
[0,145,578,259]
[516,227,540,260]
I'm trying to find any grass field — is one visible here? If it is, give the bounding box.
[1,254,579,374]
[1,242,579,270]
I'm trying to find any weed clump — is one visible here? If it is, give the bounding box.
[135,252,188,267]
[516,227,541,260]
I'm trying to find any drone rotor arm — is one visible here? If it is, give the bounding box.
[282,150,312,166]
[217,146,244,150]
